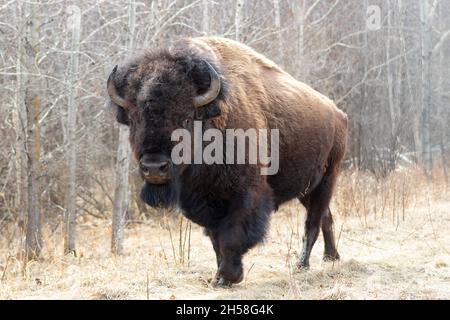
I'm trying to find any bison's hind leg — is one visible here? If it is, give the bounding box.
[297,167,340,269]
[321,207,340,262]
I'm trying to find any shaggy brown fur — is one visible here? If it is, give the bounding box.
[107,37,348,286]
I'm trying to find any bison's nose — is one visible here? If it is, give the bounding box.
[139,154,171,182]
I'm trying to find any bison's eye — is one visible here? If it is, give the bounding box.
[182,118,192,129]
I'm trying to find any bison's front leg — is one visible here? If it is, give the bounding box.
[212,230,244,287]
[209,188,273,287]
[205,229,222,268]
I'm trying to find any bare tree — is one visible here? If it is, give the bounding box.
[420,0,433,177]
[202,0,209,35]
[23,1,43,260]
[64,5,81,255]
[12,2,27,230]
[235,0,244,41]
[437,1,450,180]
[293,0,305,65]
[111,0,136,255]
[386,0,402,171]
[273,0,283,67]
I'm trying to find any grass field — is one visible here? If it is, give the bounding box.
[1,168,449,299]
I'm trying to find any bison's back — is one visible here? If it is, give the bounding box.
[184,37,348,205]
[257,64,347,204]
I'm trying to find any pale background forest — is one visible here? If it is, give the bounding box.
[0,0,449,299]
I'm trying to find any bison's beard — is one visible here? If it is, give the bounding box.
[140,181,179,209]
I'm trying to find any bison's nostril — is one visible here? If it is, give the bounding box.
[158,162,169,174]
[139,162,149,172]
[139,156,170,177]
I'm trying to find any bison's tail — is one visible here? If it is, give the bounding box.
[330,110,348,171]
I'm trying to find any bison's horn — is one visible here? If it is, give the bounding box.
[193,60,221,107]
[107,65,130,109]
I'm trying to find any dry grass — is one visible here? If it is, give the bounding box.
[0,167,449,299]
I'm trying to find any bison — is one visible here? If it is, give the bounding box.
[106,37,348,286]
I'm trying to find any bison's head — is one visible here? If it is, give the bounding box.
[106,51,222,208]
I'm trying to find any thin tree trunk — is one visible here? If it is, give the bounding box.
[25,94,42,260]
[438,1,449,181]
[294,0,306,79]
[13,2,27,230]
[420,0,433,178]
[386,0,402,171]
[273,0,283,67]
[202,0,209,35]
[24,1,43,260]
[357,0,369,170]
[111,0,135,255]
[64,5,81,255]
[235,0,244,41]
[386,0,396,171]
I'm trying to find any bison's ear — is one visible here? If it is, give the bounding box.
[188,59,215,95]
[115,105,130,126]
[177,57,214,95]
[107,98,129,126]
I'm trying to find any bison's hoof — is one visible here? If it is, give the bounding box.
[211,272,243,288]
[212,277,233,288]
[323,252,340,262]
[297,261,310,270]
